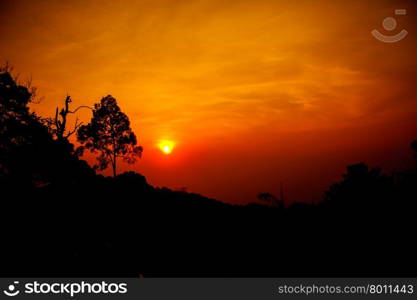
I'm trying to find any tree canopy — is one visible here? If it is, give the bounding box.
[77,95,143,176]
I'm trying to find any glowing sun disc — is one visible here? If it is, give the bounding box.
[158,140,175,154]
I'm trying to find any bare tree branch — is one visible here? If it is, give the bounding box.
[65,117,83,138]
[69,105,93,114]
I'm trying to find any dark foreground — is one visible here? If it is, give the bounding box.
[2,165,417,277]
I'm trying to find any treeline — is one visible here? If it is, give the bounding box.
[1,67,417,277]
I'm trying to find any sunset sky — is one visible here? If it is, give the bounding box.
[1,0,417,204]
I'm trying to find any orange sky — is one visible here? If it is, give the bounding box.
[1,0,417,204]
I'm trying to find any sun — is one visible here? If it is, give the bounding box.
[158,140,175,154]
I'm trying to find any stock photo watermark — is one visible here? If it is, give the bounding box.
[371,9,408,43]
[2,280,128,298]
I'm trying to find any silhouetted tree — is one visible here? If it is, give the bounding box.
[0,67,41,183]
[1,67,94,188]
[324,162,394,213]
[43,96,81,140]
[44,95,93,141]
[77,95,143,176]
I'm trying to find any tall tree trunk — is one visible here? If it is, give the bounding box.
[112,154,117,177]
